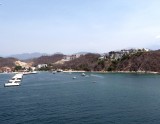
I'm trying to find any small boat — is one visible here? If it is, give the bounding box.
[22,71,37,75]
[30,71,37,74]
[52,71,56,74]
[57,69,63,72]
[22,72,30,75]
[81,73,85,76]
[73,76,76,79]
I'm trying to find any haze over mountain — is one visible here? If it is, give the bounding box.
[8,52,92,60]
[9,52,48,60]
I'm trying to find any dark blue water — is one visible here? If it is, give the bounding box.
[0,72,160,124]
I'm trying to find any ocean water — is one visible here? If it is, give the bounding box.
[0,72,160,124]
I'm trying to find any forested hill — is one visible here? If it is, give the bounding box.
[114,50,160,72]
[51,51,160,72]
[58,53,101,71]
[1,50,160,73]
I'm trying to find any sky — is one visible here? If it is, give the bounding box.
[0,0,160,56]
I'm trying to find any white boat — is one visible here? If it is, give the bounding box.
[81,73,86,76]
[57,69,63,72]
[52,71,57,74]
[22,72,30,75]
[30,71,37,74]
[22,71,37,75]
[73,76,76,79]
[4,74,23,87]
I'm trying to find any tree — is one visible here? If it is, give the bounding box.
[14,66,22,71]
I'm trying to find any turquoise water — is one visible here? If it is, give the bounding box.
[0,72,160,124]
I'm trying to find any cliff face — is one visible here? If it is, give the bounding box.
[115,51,160,72]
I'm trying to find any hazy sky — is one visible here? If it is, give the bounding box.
[0,0,160,56]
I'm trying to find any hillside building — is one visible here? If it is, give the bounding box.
[63,54,81,61]
[37,64,48,69]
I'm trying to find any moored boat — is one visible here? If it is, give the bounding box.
[52,71,57,74]
[57,69,63,72]
[22,71,37,75]
[81,73,86,76]
[73,76,76,79]
[30,71,37,74]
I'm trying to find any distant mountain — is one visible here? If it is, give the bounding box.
[9,52,48,60]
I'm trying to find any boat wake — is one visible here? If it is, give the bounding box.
[90,74,104,78]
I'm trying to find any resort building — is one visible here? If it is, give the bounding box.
[63,54,81,61]
[37,64,48,69]
[98,48,150,61]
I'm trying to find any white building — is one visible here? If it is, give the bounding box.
[37,64,47,69]
[63,54,81,61]
[108,48,150,60]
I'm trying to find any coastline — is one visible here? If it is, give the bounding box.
[0,72,18,74]
[1,70,159,75]
[95,71,159,74]
[63,70,86,73]
[63,70,160,75]
[107,71,159,74]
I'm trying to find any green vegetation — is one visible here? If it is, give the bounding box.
[98,60,105,69]
[134,52,143,57]
[120,54,130,61]
[1,50,160,73]
[14,66,22,71]
[107,60,118,71]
